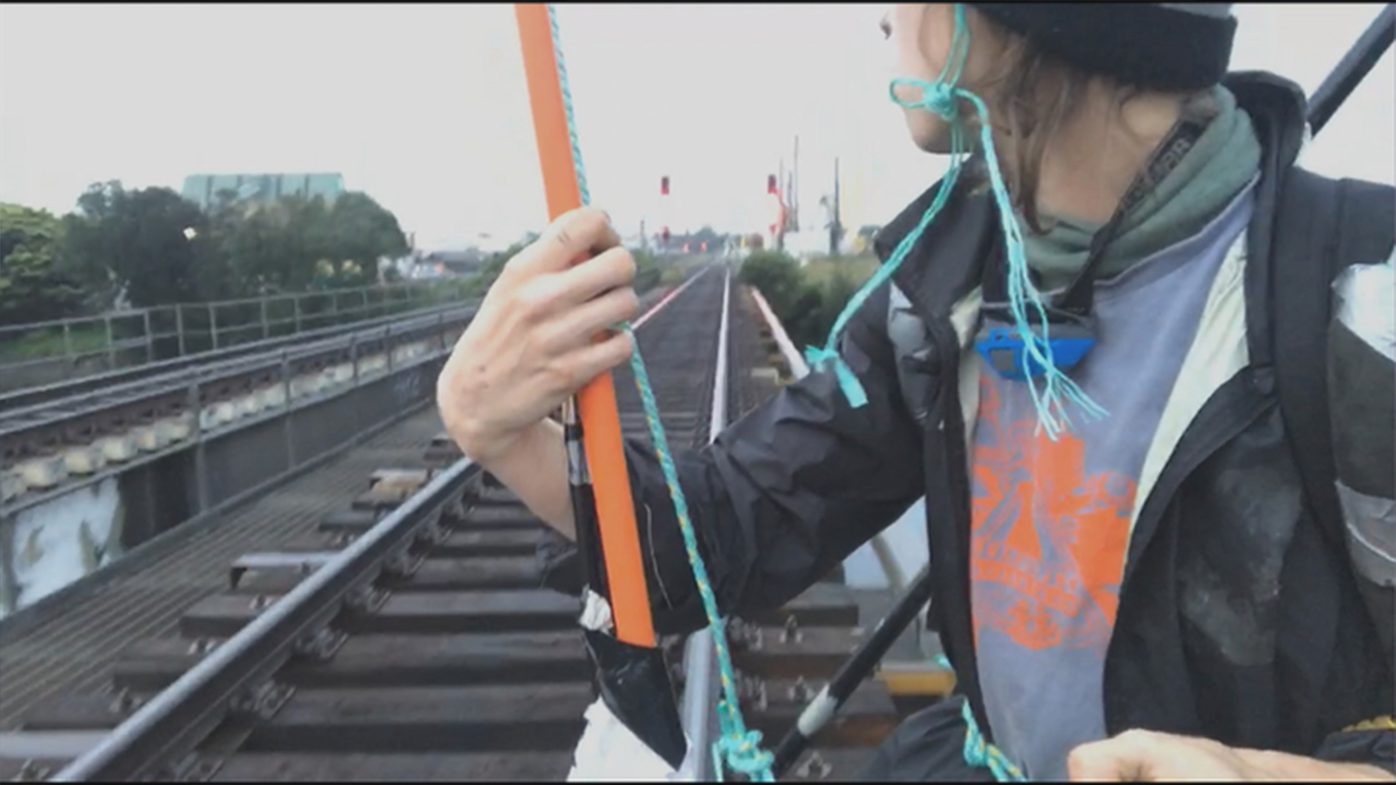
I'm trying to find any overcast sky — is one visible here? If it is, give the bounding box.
[1,3,1391,252]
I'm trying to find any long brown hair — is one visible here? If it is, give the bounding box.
[965,15,1215,233]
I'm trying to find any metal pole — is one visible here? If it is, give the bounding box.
[143,310,154,364]
[1308,4,1395,135]
[104,315,115,367]
[771,567,935,778]
[260,298,269,340]
[209,305,219,350]
[293,296,303,334]
[831,156,842,257]
[349,333,363,434]
[62,320,74,378]
[0,514,21,616]
[188,382,209,514]
[176,306,187,357]
[793,135,800,232]
[281,348,296,470]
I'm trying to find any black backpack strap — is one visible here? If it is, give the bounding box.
[1273,168,1395,553]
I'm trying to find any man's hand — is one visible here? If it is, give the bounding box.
[1067,729,1394,781]
[436,206,637,468]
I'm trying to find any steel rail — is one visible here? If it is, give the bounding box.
[675,265,733,781]
[48,457,479,781]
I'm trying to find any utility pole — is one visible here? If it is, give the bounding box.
[776,159,787,251]
[659,175,670,254]
[830,156,843,257]
[792,135,800,233]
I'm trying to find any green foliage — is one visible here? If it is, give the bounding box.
[45,181,412,314]
[739,250,872,351]
[214,191,408,295]
[61,182,229,308]
[632,248,662,294]
[0,203,87,325]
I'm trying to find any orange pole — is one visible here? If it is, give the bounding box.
[515,3,657,648]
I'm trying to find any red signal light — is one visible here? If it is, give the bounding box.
[767,175,777,194]
[660,176,670,196]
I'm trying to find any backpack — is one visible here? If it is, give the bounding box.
[1273,167,1395,663]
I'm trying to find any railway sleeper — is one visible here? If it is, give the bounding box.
[114,631,593,693]
[231,554,543,595]
[237,683,595,754]
[115,613,860,695]
[182,747,869,782]
[319,502,533,538]
[275,525,538,559]
[205,751,577,782]
[180,589,584,639]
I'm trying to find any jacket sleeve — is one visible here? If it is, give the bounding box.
[1320,255,1395,773]
[537,279,928,636]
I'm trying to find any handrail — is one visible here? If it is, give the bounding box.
[0,278,476,388]
[0,305,475,437]
[0,298,479,412]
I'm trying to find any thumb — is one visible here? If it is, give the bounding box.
[1067,735,1153,782]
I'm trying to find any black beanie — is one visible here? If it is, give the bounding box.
[968,3,1238,91]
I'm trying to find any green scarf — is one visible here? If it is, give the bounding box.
[1023,85,1262,291]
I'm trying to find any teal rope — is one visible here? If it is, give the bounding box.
[548,4,590,206]
[810,3,1107,440]
[546,5,775,780]
[934,656,1028,781]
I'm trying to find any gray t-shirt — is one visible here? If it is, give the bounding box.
[967,178,1257,780]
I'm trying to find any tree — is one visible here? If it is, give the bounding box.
[321,192,409,287]
[216,195,323,294]
[62,182,230,307]
[0,203,85,325]
[213,191,409,295]
[738,250,803,316]
[737,250,859,350]
[691,225,724,252]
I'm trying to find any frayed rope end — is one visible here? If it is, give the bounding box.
[804,346,868,409]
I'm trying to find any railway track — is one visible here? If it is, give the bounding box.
[0,306,480,516]
[0,267,906,782]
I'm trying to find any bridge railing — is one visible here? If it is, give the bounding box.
[0,278,476,392]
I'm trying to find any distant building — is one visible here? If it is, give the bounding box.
[422,249,487,276]
[180,172,346,211]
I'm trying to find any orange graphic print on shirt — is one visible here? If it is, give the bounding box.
[969,377,1137,652]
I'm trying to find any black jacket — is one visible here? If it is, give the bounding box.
[548,71,1395,774]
